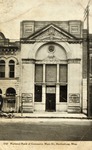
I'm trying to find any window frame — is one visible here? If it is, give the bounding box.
[35,64,43,82]
[9,60,15,78]
[35,85,42,102]
[46,64,57,82]
[60,85,67,102]
[59,64,67,82]
[0,60,5,78]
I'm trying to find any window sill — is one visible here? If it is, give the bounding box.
[0,77,19,80]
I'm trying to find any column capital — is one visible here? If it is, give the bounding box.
[57,64,59,83]
[43,64,45,82]
[68,59,81,64]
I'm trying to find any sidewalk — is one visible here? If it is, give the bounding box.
[13,111,88,119]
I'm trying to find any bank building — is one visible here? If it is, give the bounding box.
[0,20,90,115]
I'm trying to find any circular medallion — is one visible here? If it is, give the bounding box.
[48,45,55,53]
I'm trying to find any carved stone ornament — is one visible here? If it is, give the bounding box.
[48,27,55,40]
[48,45,55,53]
[47,46,54,59]
[43,55,60,63]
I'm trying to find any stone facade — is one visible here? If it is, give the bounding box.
[0,20,89,114]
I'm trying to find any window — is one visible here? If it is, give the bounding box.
[35,85,42,102]
[35,64,43,82]
[59,65,67,82]
[6,88,16,108]
[9,60,15,78]
[0,60,5,77]
[60,85,67,102]
[46,65,57,82]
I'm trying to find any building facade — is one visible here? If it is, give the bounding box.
[0,20,89,114]
[0,32,20,112]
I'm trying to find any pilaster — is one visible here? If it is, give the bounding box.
[57,64,59,83]
[43,64,45,82]
[5,62,9,78]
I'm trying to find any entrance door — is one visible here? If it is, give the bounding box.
[46,93,56,111]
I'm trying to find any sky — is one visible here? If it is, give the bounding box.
[0,0,92,39]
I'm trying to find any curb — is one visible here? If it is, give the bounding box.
[4,116,89,119]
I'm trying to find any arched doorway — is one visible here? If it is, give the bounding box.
[6,88,16,112]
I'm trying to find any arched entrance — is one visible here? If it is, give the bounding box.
[34,42,67,112]
[6,88,16,112]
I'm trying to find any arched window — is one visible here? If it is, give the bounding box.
[0,60,5,78]
[6,88,16,109]
[9,60,15,78]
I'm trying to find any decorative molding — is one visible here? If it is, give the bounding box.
[35,59,67,64]
[68,106,81,113]
[32,27,67,41]
[70,25,81,35]
[21,23,82,44]
[0,48,19,55]
[21,39,82,44]
[68,59,81,64]
[48,45,55,53]
[35,82,67,86]
[48,27,55,40]
[22,59,35,64]
[43,55,61,64]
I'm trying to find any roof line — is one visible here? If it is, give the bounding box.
[21,23,78,40]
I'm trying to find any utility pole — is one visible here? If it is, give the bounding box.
[84,4,90,117]
[86,5,90,117]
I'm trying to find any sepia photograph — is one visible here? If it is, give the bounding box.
[0,0,92,149]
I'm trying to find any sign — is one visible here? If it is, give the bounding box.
[46,87,56,93]
[21,93,33,113]
[69,93,80,103]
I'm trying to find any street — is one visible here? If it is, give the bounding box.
[0,118,92,141]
